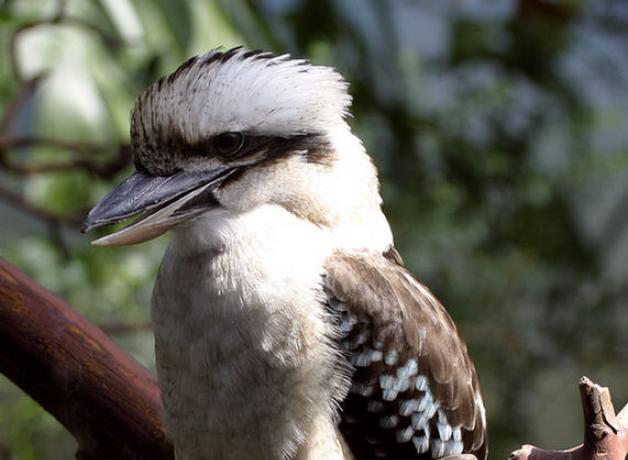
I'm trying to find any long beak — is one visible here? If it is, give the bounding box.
[82,167,236,246]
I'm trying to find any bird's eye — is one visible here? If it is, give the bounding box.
[213,132,244,156]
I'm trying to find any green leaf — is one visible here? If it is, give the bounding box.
[155,0,192,52]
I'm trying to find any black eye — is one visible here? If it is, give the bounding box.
[213,132,244,156]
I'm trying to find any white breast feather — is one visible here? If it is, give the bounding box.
[153,204,371,459]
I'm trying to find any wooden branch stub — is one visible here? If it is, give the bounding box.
[508,376,628,460]
[580,377,619,450]
[0,257,174,460]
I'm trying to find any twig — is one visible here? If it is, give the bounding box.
[0,5,132,236]
[0,136,101,155]
[0,183,85,227]
[8,0,121,82]
[509,377,628,460]
[0,138,131,178]
[8,1,62,82]
[0,139,130,229]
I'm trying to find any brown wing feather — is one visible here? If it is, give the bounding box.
[323,249,487,460]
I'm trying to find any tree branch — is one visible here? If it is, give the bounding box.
[509,377,628,460]
[0,2,132,235]
[8,0,121,82]
[0,183,86,227]
[0,137,131,178]
[0,257,174,460]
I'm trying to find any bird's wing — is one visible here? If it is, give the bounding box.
[322,249,487,460]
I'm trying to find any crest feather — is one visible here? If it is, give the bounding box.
[131,47,352,158]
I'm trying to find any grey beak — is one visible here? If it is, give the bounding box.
[82,167,236,246]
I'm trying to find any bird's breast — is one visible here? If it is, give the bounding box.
[151,204,346,459]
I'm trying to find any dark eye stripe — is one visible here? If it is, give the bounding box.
[132,131,333,176]
[202,133,331,163]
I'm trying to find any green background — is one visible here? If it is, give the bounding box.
[1,1,627,459]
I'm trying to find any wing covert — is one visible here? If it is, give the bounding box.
[323,249,487,460]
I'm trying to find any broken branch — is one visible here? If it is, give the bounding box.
[509,377,628,460]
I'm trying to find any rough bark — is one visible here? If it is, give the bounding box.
[0,257,173,460]
[509,377,628,460]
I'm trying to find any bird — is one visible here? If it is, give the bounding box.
[82,47,487,460]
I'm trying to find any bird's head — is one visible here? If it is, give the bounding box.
[82,47,388,247]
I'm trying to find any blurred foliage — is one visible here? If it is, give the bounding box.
[1,0,628,459]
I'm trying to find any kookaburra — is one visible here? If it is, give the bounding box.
[82,47,487,460]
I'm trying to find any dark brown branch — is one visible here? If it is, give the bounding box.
[0,257,174,460]
[509,377,628,460]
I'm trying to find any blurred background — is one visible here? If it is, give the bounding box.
[1,0,627,458]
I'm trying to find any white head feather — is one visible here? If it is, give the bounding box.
[133,48,352,146]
